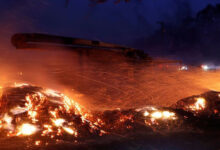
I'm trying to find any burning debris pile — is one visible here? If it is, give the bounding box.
[0,83,220,148]
[0,83,105,146]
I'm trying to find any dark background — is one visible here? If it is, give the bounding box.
[0,0,220,64]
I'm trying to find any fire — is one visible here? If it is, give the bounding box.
[63,96,82,115]
[10,106,27,115]
[3,113,13,130]
[44,89,62,97]
[17,123,37,136]
[42,124,53,136]
[35,140,41,146]
[151,111,162,119]
[28,111,38,122]
[52,118,65,127]
[3,114,12,125]
[150,111,176,120]
[189,97,206,111]
[143,111,149,116]
[63,127,77,136]
[162,111,176,119]
[14,82,29,87]
[0,83,214,147]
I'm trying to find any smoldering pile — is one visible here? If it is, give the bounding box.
[0,84,220,149]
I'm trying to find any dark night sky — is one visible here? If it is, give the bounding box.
[0,0,219,62]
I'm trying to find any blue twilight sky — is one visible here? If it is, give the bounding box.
[0,0,219,49]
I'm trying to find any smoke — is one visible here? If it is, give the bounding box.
[0,1,74,97]
[1,1,220,113]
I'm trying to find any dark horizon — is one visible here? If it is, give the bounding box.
[0,0,220,64]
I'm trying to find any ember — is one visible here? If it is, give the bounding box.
[0,83,220,148]
[143,111,149,116]
[52,118,65,127]
[17,123,37,136]
[189,97,206,111]
[151,111,162,119]
[35,140,41,146]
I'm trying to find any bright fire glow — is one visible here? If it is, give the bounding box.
[63,127,77,136]
[44,89,61,97]
[3,114,13,130]
[35,140,41,146]
[162,111,176,119]
[189,97,206,111]
[52,118,65,127]
[14,82,29,87]
[17,123,37,136]
[151,111,176,120]
[0,84,105,144]
[0,83,194,145]
[143,111,149,116]
[151,111,162,119]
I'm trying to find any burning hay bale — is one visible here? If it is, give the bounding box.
[0,84,103,146]
[172,91,220,130]
[0,83,220,149]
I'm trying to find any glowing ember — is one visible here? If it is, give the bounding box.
[150,111,176,120]
[63,127,77,136]
[0,83,217,147]
[3,113,13,130]
[52,118,65,127]
[189,97,206,111]
[10,106,27,115]
[162,111,176,119]
[17,123,37,136]
[14,82,29,87]
[3,114,12,125]
[151,111,162,119]
[35,140,41,146]
[143,111,149,116]
[44,89,61,97]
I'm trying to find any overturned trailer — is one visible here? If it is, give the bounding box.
[11,33,152,61]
